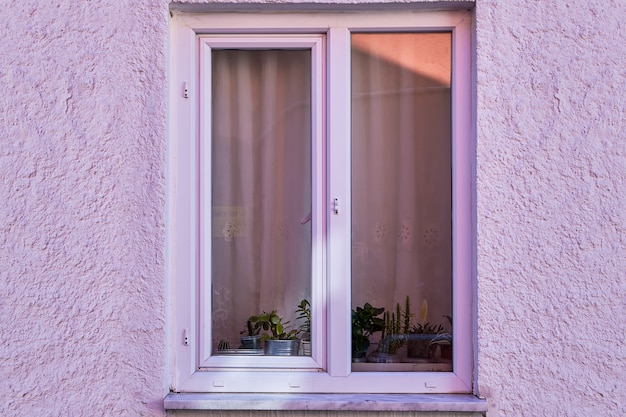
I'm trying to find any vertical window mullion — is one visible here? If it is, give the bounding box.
[327,27,352,377]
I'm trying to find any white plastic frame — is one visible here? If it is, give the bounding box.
[168,10,473,394]
[198,35,325,371]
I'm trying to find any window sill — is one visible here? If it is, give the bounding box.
[164,393,488,412]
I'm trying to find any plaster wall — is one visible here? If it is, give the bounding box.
[475,1,625,415]
[0,1,624,416]
[0,1,168,415]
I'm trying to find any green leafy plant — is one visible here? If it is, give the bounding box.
[410,322,447,335]
[429,315,453,346]
[408,300,446,335]
[351,302,385,358]
[406,300,451,359]
[249,310,298,341]
[238,318,263,349]
[295,299,311,340]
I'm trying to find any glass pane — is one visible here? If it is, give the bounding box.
[211,50,312,356]
[350,33,453,371]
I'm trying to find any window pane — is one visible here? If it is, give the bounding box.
[211,50,312,355]
[351,33,453,370]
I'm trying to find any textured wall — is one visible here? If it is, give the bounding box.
[1,0,624,416]
[0,1,168,415]
[475,0,626,415]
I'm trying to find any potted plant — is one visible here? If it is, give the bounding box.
[433,315,453,360]
[351,302,385,362]
[370,296,411,363]
[217,339,231,351]
[429,330,453,361]
[407,322,447,359]
[240,318,262,350]
[250,310,300,356]
[406,300,449,360]
[295,299,311,355]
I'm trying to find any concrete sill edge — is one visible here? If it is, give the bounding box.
[164,393,488,412]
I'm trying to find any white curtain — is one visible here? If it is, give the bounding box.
[211,50,312,348]
[210,34,453,349]
[350,33,453,326]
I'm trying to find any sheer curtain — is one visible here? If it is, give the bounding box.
[208,34,453,349]
[210,50,312,348]
[351,33,453,325]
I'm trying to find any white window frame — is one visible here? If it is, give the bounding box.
[168,10,473,394]
[198,35,326,372]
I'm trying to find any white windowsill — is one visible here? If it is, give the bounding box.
[164,393,488,412]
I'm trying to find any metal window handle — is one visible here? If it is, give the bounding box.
[333,198,339,215]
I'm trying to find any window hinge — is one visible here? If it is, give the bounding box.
[183,82,189,99]
[183,329,190,346]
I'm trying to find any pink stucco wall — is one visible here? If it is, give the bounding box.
[0,1,168,415]
[475,1,625,415]
[1,1,623,416]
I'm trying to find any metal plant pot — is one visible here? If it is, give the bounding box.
[264,339,300,356]
[301,340,311,356]
[240,335,262,350]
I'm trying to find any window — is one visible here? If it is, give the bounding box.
[168,10,473,394]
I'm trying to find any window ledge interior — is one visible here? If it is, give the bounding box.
[164,393,488,412]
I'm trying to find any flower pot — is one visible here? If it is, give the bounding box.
[301,340,311,356]
[406,334,437,359]
[240,335,262,350]
[264,339,300,356]
[352,351,367,363]
[440,343,452,360]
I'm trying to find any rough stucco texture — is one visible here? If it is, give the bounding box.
[0,1,168,415]
[475,1,626,416]
[1,0,625,416]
